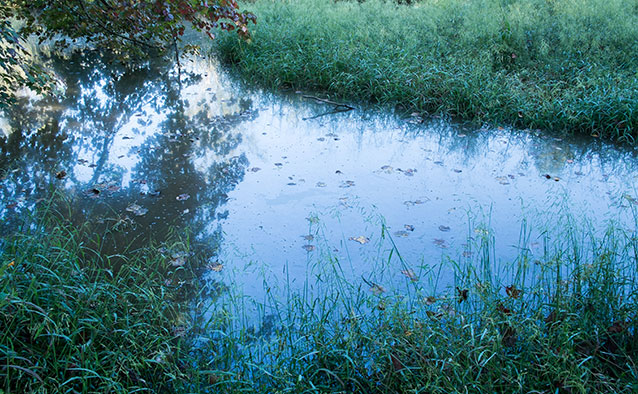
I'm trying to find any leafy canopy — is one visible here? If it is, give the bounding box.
[0,0,256,108]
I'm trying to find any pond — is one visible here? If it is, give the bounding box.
[1,54,637,316]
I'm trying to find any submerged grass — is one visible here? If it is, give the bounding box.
[200,213,638,393]
[0,208,201,393]
[216,0,638,142]
[2,203,638,392]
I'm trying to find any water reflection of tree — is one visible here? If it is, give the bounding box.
[0,52,253,261]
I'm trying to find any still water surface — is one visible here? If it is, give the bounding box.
[1,55,637,309]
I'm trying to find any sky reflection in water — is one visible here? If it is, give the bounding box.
[1,55,637,308]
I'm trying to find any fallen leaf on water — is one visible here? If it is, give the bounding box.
[433,238,448,248]
[495,176,510,185]
[496,303,512,315]
[55,170,67,179]
[302,244,316,252]
[505,285,521,299]
[457,287,469,303]
[87,188,100,198]
[398,168,416,176]
[349,236,369,245]
[339,180,355,188]
[394,230,409,237]
[126,203,148,216]
[207,262,223,272]
[404,224,415,231]
[176,194,190,201]
[401,269,418,281]
[170,256,186,267]
[438,225,450,232]
[403,199,428,206]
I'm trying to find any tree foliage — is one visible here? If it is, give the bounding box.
[0,0,256,109]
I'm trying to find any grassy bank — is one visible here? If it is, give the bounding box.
[216,0,638,142]
[0,211,201,393]
[2,208,637,392]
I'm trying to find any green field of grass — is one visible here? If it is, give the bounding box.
[216,0,638,142]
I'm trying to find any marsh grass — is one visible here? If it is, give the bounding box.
[216,0,638,142]
[0,205,202,393]
[2,201,637,393]
[198,212,638,393]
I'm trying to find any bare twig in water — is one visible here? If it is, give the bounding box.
[302,95,354,110]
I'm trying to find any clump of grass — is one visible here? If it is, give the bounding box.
[200,216,638,393]
[216,0,638,142]
[0,210,201,393]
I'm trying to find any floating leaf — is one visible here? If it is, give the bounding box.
[433,238,448,248]
[438,225,450,232]
[170,256,186,267]
[176,193,190,201]
[495,176,510,185]
[404,224,415,231]
[401,269,418,281]
[126,203,148,216]
[457,287,469,303]
[302,244,316,252]
[505,285,521,299]
[207,262,223,272]
[349,236,370,245]
[424,296,436,305]
[398,168,416,176]
[496,303,512,315]
[339,180,355,188]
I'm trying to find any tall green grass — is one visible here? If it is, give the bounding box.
[2,204,637,392]
[0,209,201,393]
[216,0,638,142]
[199,212,638,393]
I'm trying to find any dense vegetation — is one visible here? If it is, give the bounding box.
[0,209,201,392]
[217,0,638,142]
[2,207,637,392]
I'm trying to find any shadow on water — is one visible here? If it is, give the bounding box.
[2,51,638,315]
